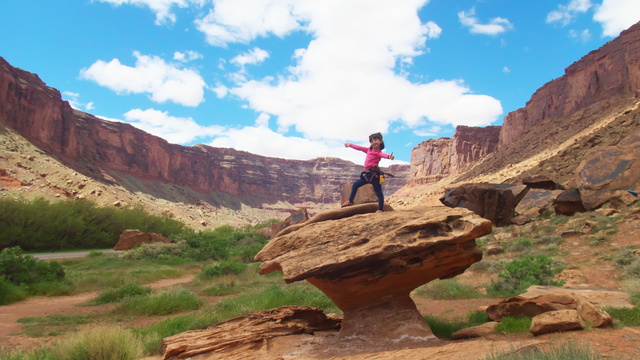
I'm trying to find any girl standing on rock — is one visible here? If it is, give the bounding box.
[342,132,395,212]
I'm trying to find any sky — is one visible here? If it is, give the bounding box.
[1,0,639,166]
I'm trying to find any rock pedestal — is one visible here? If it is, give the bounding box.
[255,206,492,347]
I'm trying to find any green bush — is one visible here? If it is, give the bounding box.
[0,197,186,251]
[0,276,27,305]
[495,316,532,333]
[0,247,68,295]
[488,254,563,297]
[118,241,190,261]
[200,261,248,279]
[176,226,268,262]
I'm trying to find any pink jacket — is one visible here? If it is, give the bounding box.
[348,143,392,170]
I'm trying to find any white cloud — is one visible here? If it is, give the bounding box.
[209,123,372,163]
[63,91,95,111]
[547,0,593,26]
[121,108,224,143]
[195,0,303,46]
[230,47,270,67]
[458,8,514,35]
[95,0,205,25]
[198,1,502,145]
[80,51,206,107]
[174,50,203,62]
[502,66,511,73]
[593,0,640,37]
[569,28,592,42]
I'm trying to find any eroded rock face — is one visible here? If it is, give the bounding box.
[255,206,492,346]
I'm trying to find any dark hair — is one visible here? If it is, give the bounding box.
[368,132,385,150]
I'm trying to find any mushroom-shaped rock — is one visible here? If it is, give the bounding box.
[254,206,492,347]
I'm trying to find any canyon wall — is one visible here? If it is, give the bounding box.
[0,57,409,206]
[409,126,501,185]
[499,21,640,148]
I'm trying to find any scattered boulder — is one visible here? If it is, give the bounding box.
[341,183,378,205]
[451,322,498,340]
[609,189,639,209]
[272,208,309,237]
[522,176,565,190]
[485,245,505,256]
[113,229,173,251]
[256,206,491,349]
[440,183,529,226]
[162,306,340,359]
[553,188,586,215]
[486,293,613,328]
[529,309,585,336]
[516,188,565,215]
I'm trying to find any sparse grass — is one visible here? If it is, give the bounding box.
[113,287,202,317]
[506,237,533,253]
[495,316,532,333]
[18,314,93,337]
[604,305,640,327]
[0,345,57,360]
[54,325,144,360]
[90,283,152,305]
[414,279,484,300]
[485,340,604,359]
[424,310,489,339]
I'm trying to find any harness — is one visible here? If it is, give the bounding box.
[360,166,395,185]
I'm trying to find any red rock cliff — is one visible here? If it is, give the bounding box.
[409,125,501,185]
[0,57,409,206]
[499,21,640,148]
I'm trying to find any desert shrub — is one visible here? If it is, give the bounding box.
[487,254,563,297]
[118,241,190,261]
[114,288,202,316]
[414,279,484,300]
[0,276,27,305]
[54,325,143,360]
[176,226,268,262]
[624,258,640,279]
[0,197,186,251]
[200,261,247,279]
[92,283,152,304]
[506,237,532,252]
[622,279,640,306]
[0,247,69,297]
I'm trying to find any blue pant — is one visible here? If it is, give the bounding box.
[348,172,384,211]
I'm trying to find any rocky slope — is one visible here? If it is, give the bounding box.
[393,21,640,208]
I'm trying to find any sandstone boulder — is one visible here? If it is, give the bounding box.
[440,183,529,226]
[113,229,173,250]
[162,306,340,359]
[553,188,586,216]
[256,206,492,348]
[575,130,640,210]
[529,309,585,336]
[486,293,613,328]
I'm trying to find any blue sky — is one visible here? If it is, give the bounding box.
[1,0,639,166]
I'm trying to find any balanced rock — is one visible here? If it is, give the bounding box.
[255,206,492,348]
